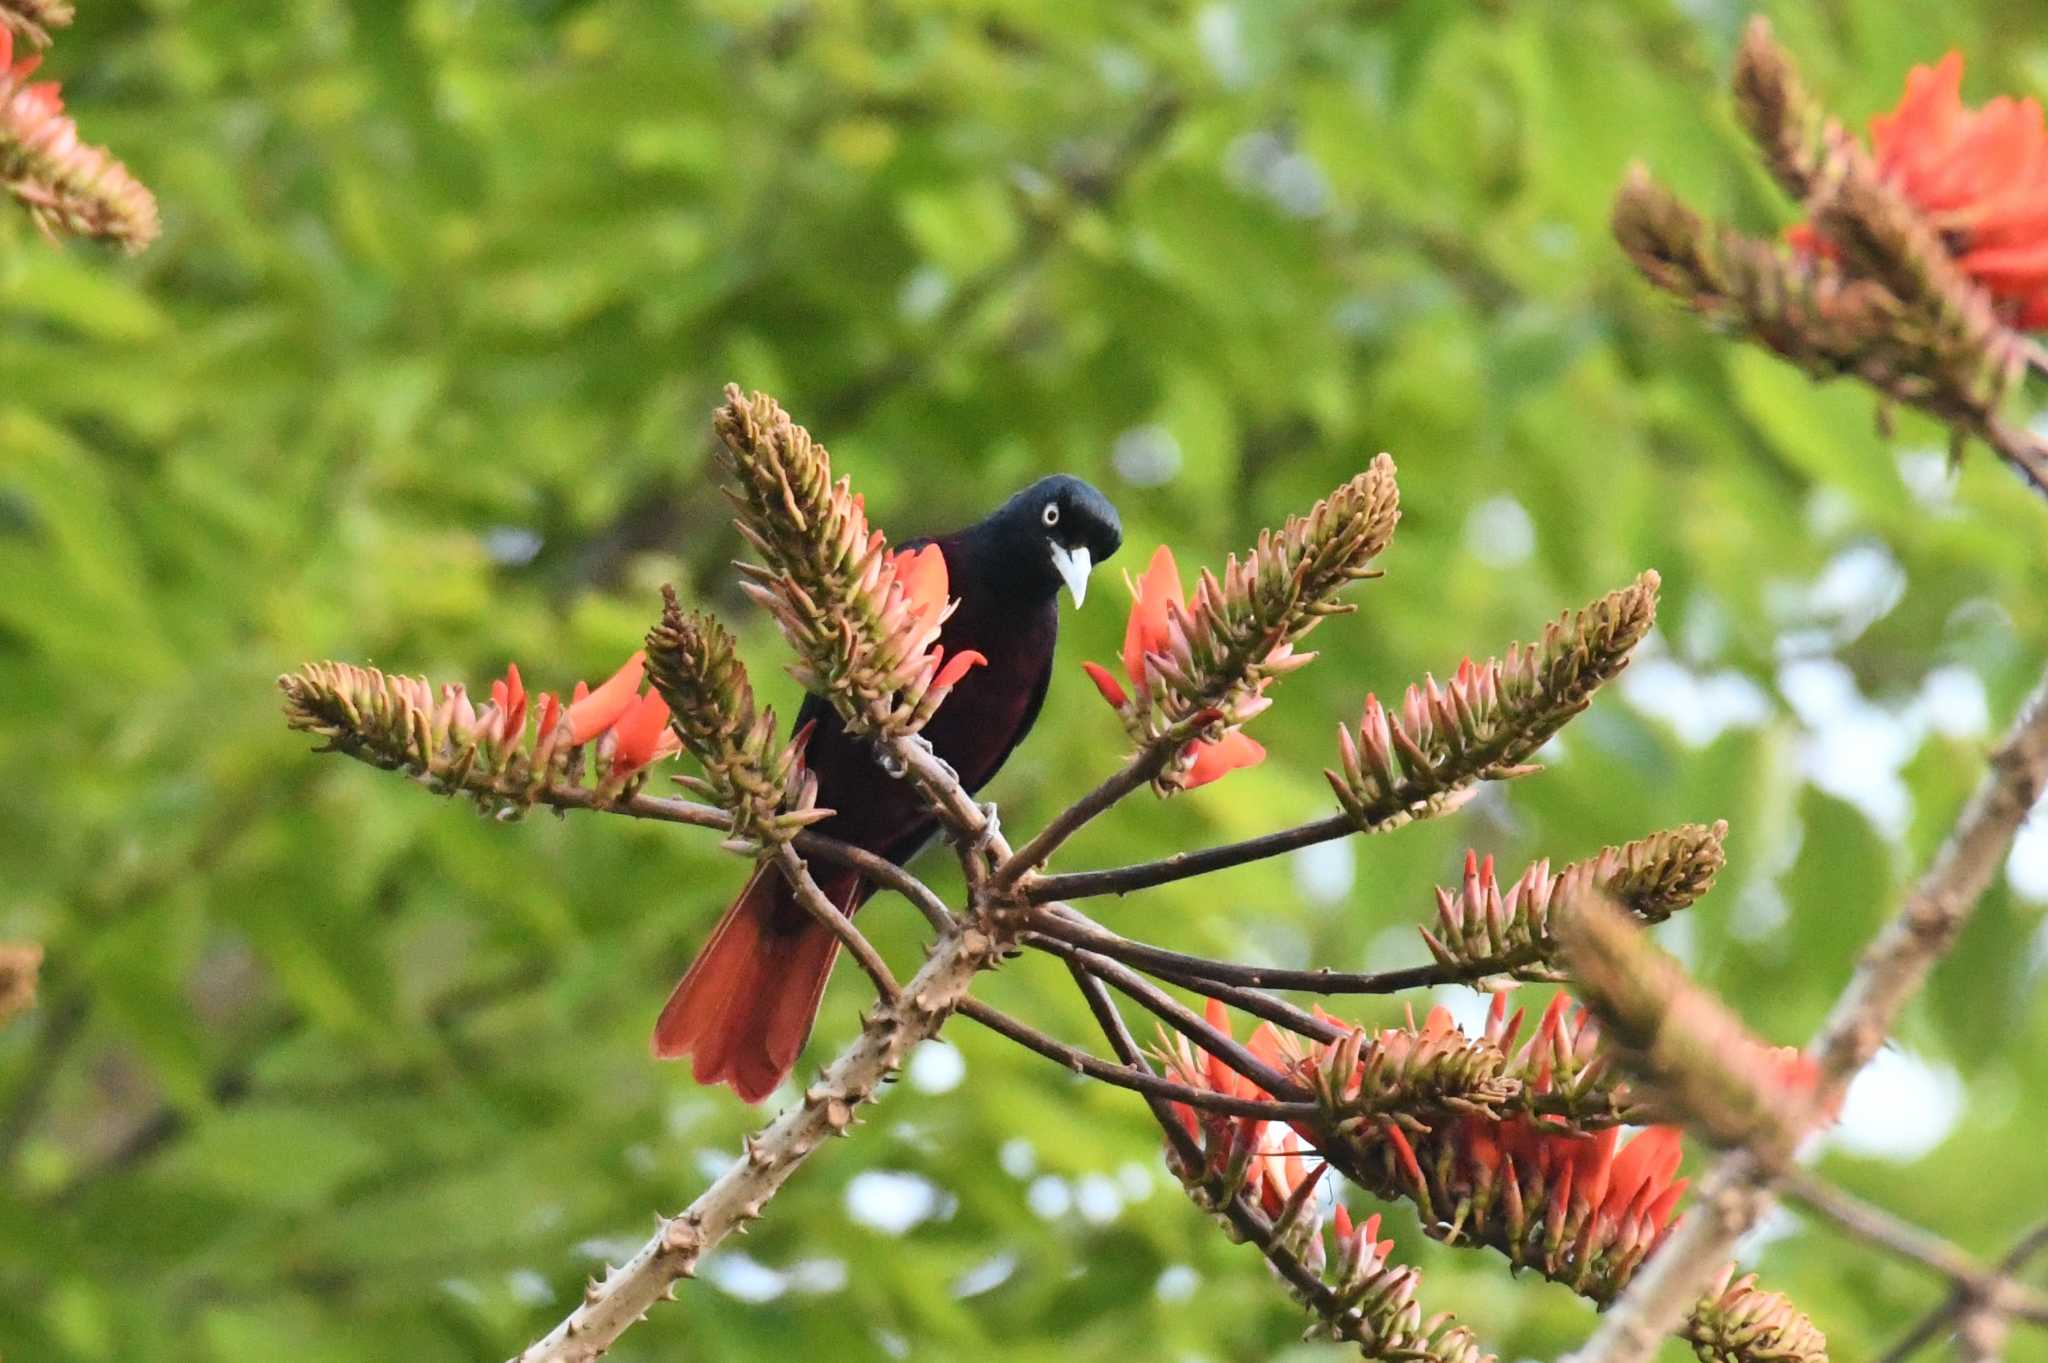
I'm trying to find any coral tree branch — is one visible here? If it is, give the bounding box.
[1027,574,1659,904]
[1569,668,2048,1363]
[510,919,1005,1363]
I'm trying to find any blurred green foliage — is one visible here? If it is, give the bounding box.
[5,1,2048,1360]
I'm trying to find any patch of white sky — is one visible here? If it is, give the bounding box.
[1615,525,2048,907]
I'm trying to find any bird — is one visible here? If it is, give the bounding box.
[654,475,1125,1101]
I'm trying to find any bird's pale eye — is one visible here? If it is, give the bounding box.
[1041,503,1061,527]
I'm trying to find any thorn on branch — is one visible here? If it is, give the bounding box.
[0,941,40,1025]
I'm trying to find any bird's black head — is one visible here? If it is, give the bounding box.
[970,475,1124,607]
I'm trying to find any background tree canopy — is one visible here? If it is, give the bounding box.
[5,1,2048,1359]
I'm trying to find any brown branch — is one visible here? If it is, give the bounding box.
[1880,1222,2048,1363]
[990,738,1182,891]
[1025,811,1357,902]
[1029,936,1307,1099]
[955,997,1317,1120]
[406,776,957,933]
[1982,416,2048,501]
[1569,668,2048,1363]
[512,916,1006,1362]
[772,844,900,1002]
[1024,901,1494,997]
[1060,955,1487,1363]
[1783,1171,2048,1324]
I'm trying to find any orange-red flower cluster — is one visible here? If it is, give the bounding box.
[1172,991,1692,1303]
[1158,1000,1395,1280]
[1159,999,1301,1210]
[465,651,681,781]
[890,544,987,694]
[1084,545,1266,789]
[1791,52,2048,328]
[1379,995,1686,1297]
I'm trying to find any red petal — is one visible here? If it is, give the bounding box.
[1182,730,1266,790]
[932,647,987,691]
[567,651,647,743]
[892,544,951,621]
[1247,1022,1289,1076]
[1122,544,1184,687]
[1384,1122,1425,1192]
[1081,660,1129,709]
[1460,1114,1502,1174]
[609,689,673,775]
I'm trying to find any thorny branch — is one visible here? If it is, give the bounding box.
[269,349,2047,1363]
[1879,1222,2048,1363]
[1567,666,2048,1363]
[1783,1172,2048,1325]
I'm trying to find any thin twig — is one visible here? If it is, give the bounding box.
[1783,1171,2048,1323]
[1027,904,1347,1042]
[955,997,1318,1120]
[1980,415,2048,500]
[1024,902,1494,998]
[875,731,1015,882]
[511,916,1006,1363]
[1023,812,1357,902]
[772,844,901,1002]
[1027,936,1307,1099]
[990,738,1181,891]
[1060,960,1455,1359]
[531,782,953,931]
[1880,1221,2048,1363]
[1568,669,2048,1363]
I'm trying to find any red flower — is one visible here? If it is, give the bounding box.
[1287,990,1691,1296]
[1159,999,1312,1217]
[891,544,988,692]
[607,688,679,779]
[567,651,648,743]
[471,650,681,781]
[1792,52,2048,328]
[1157,1001,1405,1282]
[1083,545,1267,790]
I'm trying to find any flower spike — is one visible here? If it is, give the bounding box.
[644,585,828,852]
[1155,1006,1495,1363]
[1081,458,1399,793]
[1686,1265,1829,1363]
[1,25,159,251]
[1420,823,1729,982]
[280,647,688,816]
[1328,573,1659,832]
[712,386,983,742]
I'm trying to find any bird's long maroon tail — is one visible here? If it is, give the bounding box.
[652,863,860,1102]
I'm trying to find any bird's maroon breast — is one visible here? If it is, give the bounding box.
[793,556,1057,860]
[918,587,1058,794]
